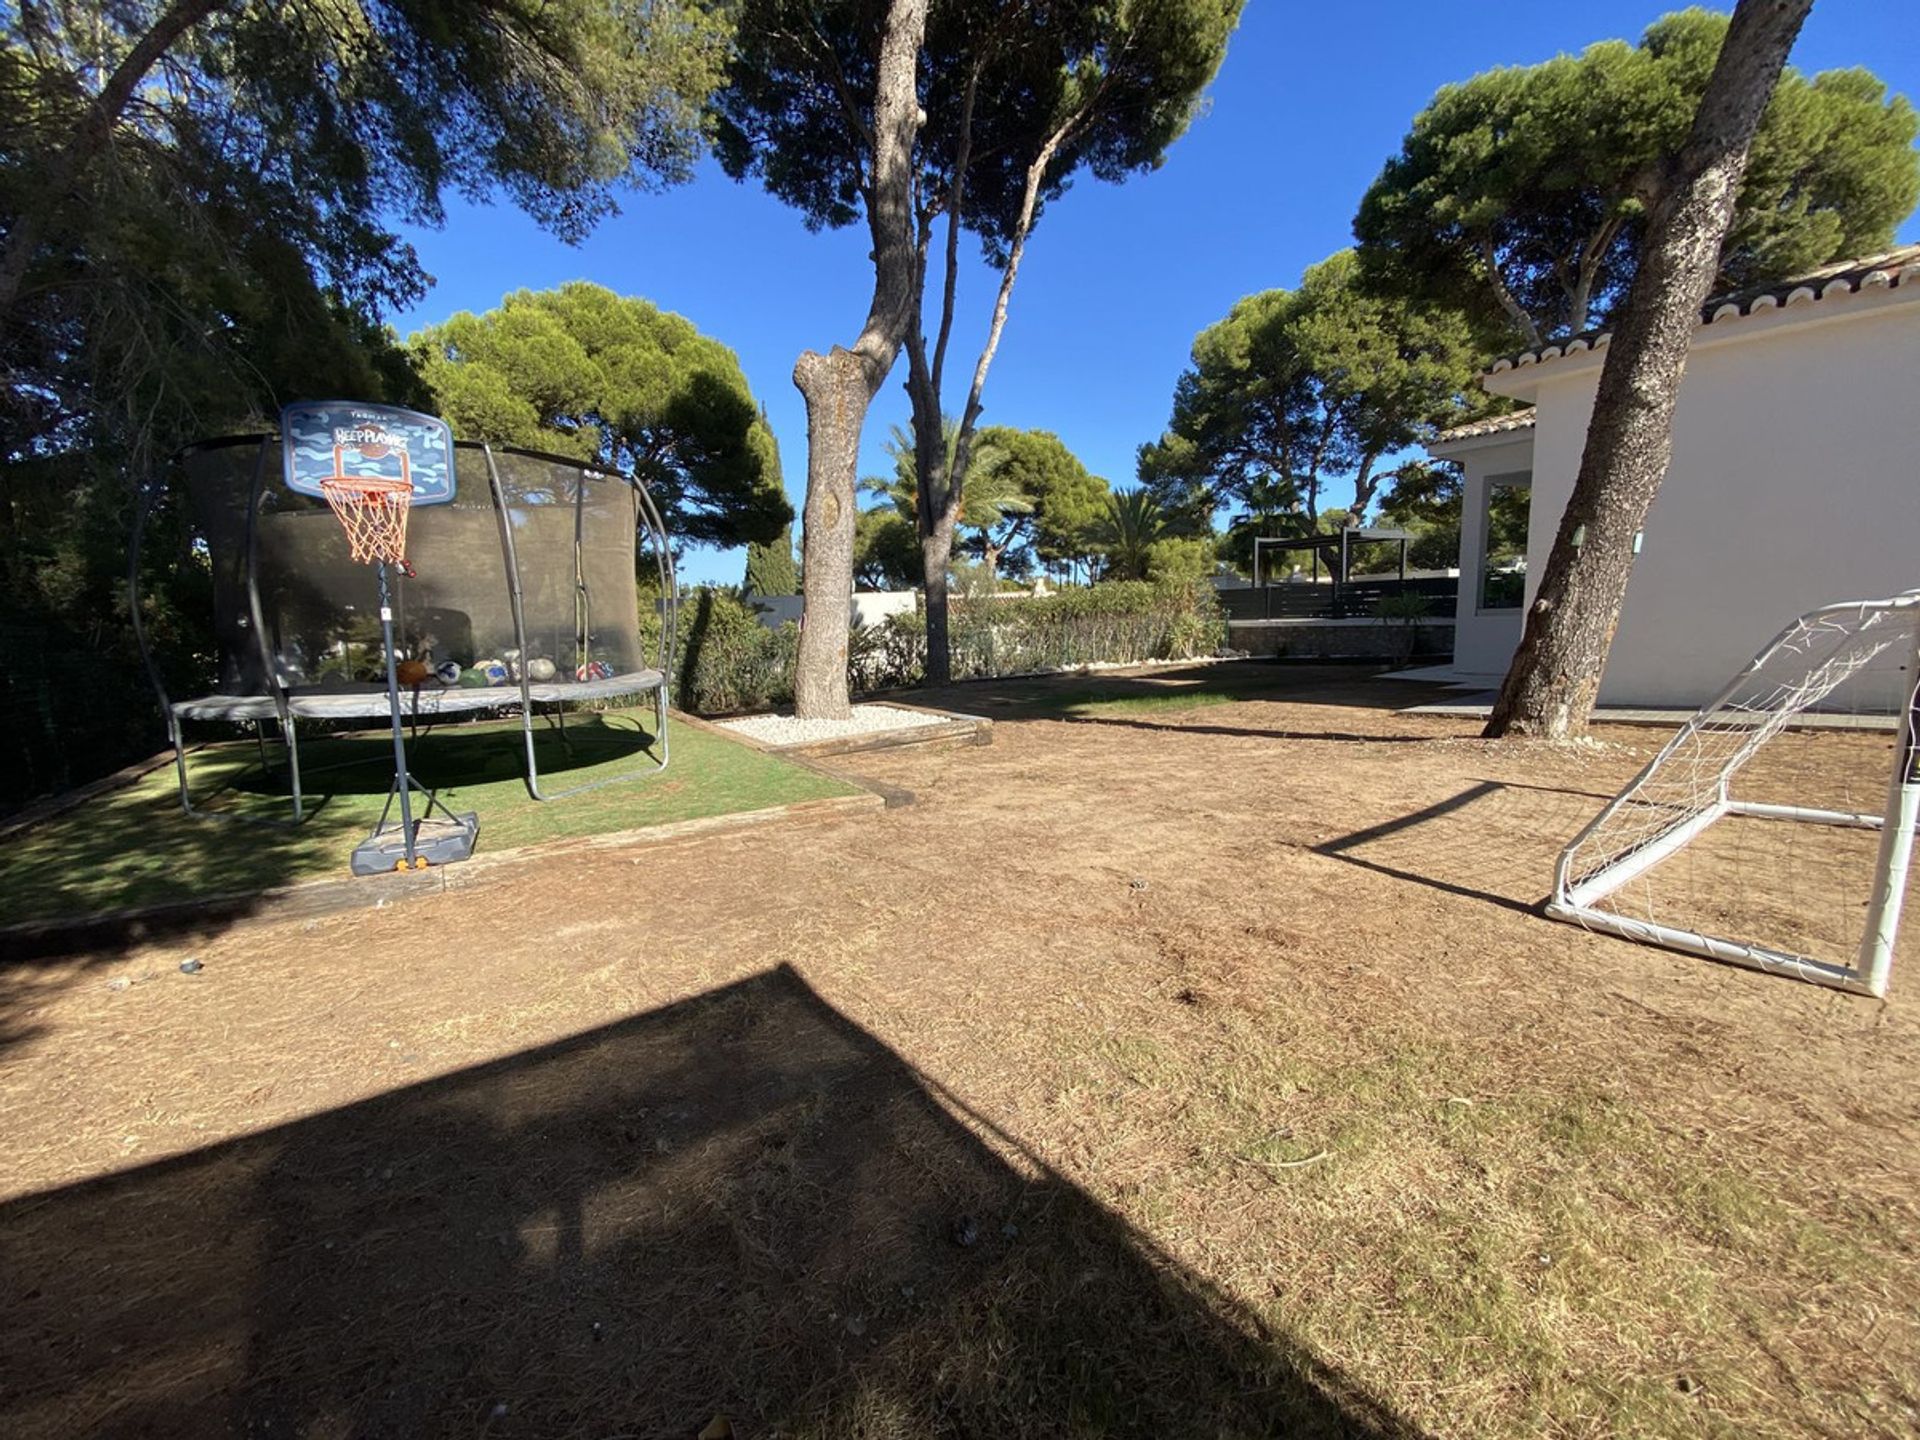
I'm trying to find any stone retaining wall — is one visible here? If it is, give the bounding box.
[1228,618,1454,662]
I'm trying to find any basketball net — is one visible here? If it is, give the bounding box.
[320,476,413,569]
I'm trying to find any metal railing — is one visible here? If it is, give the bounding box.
[1220,576,1458,622]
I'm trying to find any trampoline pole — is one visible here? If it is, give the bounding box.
[376,561,419,866]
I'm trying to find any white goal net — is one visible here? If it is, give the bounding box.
[1549,593,1920,996]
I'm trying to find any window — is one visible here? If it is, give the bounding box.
[1479,476,1530,611]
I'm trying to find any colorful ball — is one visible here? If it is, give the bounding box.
[477,659,510,687]
[576,660,614,682]
[434,660,462,685]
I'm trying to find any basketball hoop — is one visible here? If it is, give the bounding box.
[320,475,413,568]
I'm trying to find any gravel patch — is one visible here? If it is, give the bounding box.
[717,704,949,748]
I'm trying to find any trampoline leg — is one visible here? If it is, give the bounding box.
[168,710,305,828]
[517,692,669,803]
[285,719,305,824]
[520,703,548,802]
[170,714,194,818]
[656,688,670,774]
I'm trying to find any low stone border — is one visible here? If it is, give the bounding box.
[850,652,1240,700]
[690,701,992,762]
[0,791,882,961]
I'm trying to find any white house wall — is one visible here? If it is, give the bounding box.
[750,590,919,630]
[1499,290,1920,708]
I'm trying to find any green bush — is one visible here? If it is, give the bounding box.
[858,579,1225,690]
[675,587,795,714]
[1144,536,1215,585]
[664,580,1225,714]
[1375,590,1434,666]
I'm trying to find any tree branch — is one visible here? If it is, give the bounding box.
[803,19,878,164]
[0,0,226,329]
[1478,233,1543,349]
[944,102,1092,525]
[930,58,983,405]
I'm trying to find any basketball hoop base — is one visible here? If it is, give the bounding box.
[350,810,479,876]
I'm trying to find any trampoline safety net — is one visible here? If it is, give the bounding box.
[170,439,662,699]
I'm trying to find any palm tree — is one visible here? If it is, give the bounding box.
[1094,489,1167,580]
[860,420,1031,580]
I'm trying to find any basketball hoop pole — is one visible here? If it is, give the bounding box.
[284,402,476,875]
[375,559,420,867]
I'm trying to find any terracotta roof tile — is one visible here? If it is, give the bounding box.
[1486,245,1920,375]
[1434,410,1537,443]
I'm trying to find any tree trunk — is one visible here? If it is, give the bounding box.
[1350,453,1380,519]
[910,108,1083,685]
[1482,234,1544,350]
[789,0,928,719]
[905,390,952,681]
[1485,0,1813,740]
[0,0,225,330]
[792,350,871,717]
[921,513,960,683]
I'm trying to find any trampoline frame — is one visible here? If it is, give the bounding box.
[130,435,679,823]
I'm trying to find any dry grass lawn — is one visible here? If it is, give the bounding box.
[2,663,1916,1438]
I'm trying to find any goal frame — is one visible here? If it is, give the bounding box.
[1545,593,1920,998]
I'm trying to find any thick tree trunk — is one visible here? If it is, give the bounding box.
[789,0,928,719]
[0,0,225,329]
[1485,0,1812,741]
[792,350,872,717]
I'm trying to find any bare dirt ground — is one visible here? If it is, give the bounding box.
[3,663,1917,1439]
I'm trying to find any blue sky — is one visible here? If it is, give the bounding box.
[386,1,1920,586]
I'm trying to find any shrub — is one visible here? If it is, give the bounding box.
[875,579,1225,686]
[1376,590,1436,665]
[674,587,795,714]
[1144,536,1215,585]
[664,579,1226,714]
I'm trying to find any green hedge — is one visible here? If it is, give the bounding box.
[670,589,797,714]
[668,580,1224,715]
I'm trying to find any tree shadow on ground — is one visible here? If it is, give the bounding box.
[1054,713,1441,745]
[0,965,1425,1440]
[901,660,1451,723]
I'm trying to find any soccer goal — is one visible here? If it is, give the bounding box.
[1548,592,1920,997]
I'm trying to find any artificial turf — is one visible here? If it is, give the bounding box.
[0,712,858,926]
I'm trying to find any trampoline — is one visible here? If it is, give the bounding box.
[131,434,677,822]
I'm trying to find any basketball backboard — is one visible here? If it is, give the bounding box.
[281,401,455,505]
